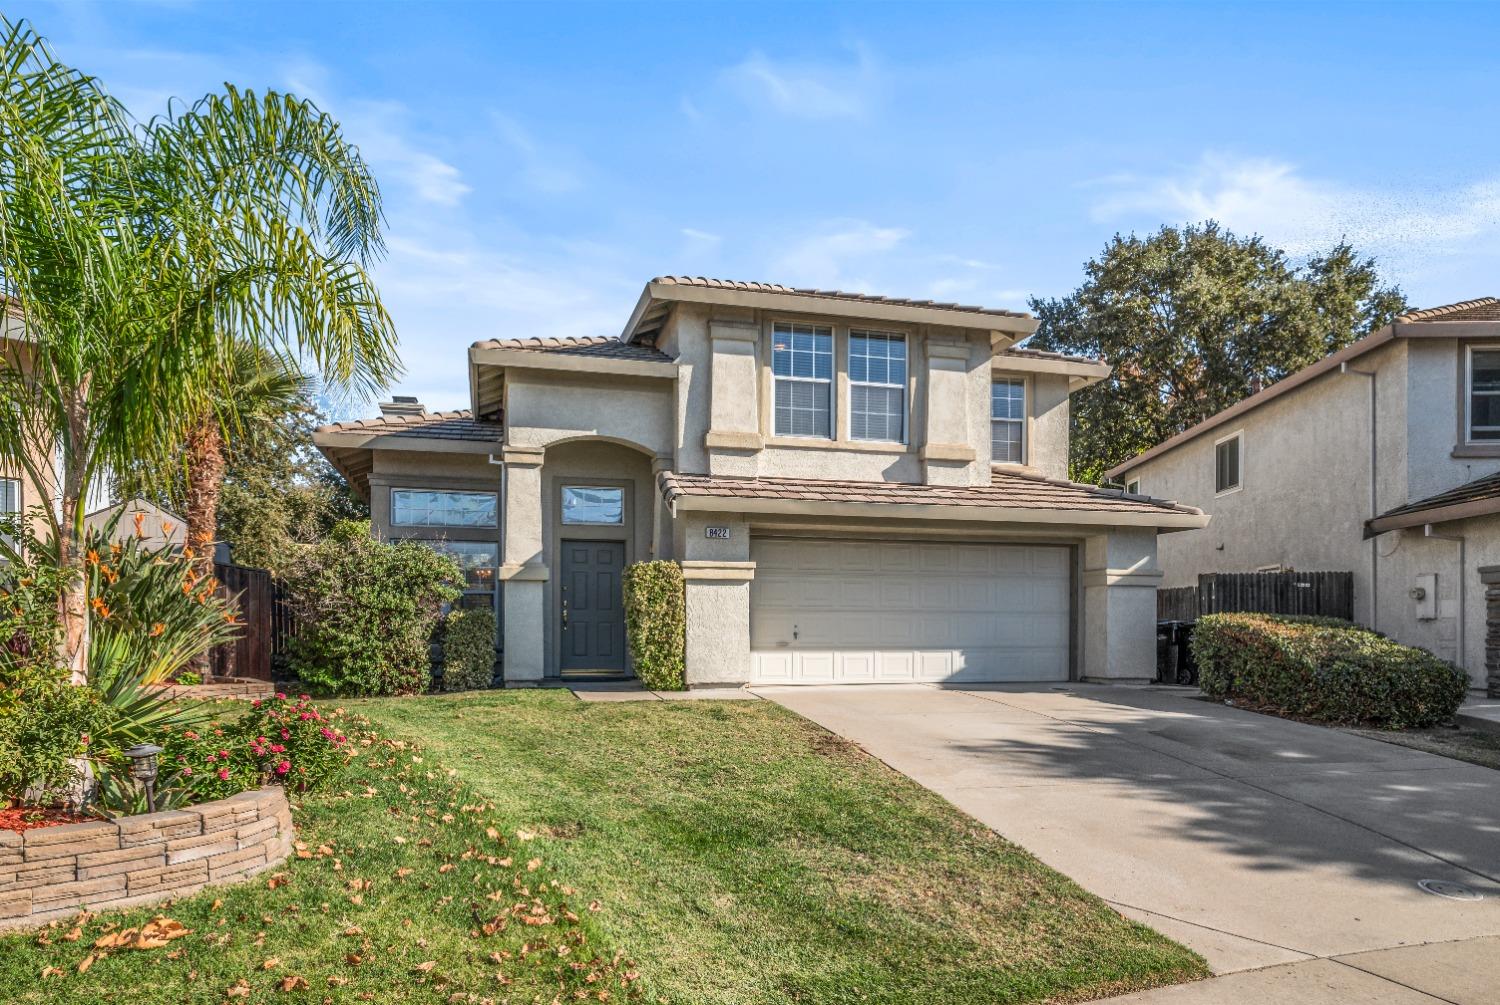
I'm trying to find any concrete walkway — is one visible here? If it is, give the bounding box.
[754,683,1500,1000]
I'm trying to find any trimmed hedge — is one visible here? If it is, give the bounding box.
[623,560,686,691]
[443,608,497,692]
[1192,613,1469,728]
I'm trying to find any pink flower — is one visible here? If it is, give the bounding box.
[280,728,290,739]
[275,760,290,776]
[276,692,286,700]
[217,768,230,781]
[205,753,216,762]
[219,750,230,759]
[182,766,194,776]
[251,699,262,708]
[299,694,310,701]
[184,730,199,740]
[270,744,285,754]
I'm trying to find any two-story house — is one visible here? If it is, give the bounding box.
[315,276,1206,688]
[1109,298,1500,690]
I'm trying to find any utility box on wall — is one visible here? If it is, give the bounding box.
[1412,573,1438,621]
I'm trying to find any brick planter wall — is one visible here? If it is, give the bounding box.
[0,786,294,931]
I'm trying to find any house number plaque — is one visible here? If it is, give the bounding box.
[704,526,731,540]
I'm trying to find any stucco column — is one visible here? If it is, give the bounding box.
[920,338,976,486]
[679,512,753,686]
[704,318,762,478]
[500,445,547,685]
[1480,565,1500,697]
[1081,528,1163,683]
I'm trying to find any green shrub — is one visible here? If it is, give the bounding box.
[281,521,462,696]
[622,560,685,691]
[0,667,112,805]
[1193,613,1470,728]
[442,608,496,691]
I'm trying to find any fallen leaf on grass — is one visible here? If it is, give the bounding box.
[261,957,280,970]
[41,966,63,978]
[412,961,437,973]
[225,980,250,998]
[77,954,96,973]
[278,975,309,992]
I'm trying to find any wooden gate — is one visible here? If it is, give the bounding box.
[211,563,293,681]
[1157,571,1354,622]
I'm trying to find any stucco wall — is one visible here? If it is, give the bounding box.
[1405,338,1500,503]
[1,337,57,539]
[505,370,675,459]
[1124,339,1406,625]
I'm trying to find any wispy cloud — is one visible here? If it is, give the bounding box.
[722,45,880,120]
[1090,153,1500,267]
[770,220,909,290]
[492,114,584,195]
[681,227,721,244]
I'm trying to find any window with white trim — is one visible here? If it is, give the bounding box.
[772,321,833,438]
[848,330,906,441]
[0,478,18,552]
[1125,478,1140,495]
[1467,346,1500,442]
[391,489,497,528]
[1215,432,1242,494]
[991,379,1026,464]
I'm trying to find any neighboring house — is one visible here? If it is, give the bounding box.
[0,300,55,541]
[84,497,187,551]
[315,276,1206,688]
[1109,298,1500,689]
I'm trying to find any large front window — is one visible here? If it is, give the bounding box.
[772,321,833,438]
[991,379,1026,464]
[849,330,907,442]
[391,489,497,528]
[416,539,498,611]
[1469,347,1500,442]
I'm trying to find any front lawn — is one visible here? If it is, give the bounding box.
[0,690,1206,1004]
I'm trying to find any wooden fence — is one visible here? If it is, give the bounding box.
[1158,570,1354,622]
[211,562,295,682]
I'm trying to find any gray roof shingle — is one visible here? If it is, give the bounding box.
[316,409,503,443]
[471,334,673,362]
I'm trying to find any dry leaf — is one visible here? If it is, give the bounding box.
[41,966,63,978]
[438,863,455,874]
[278,975,310,992]
[77,954,96,974]
[328,976,350,987]
[262,957,281,970]
[412,961,437,973]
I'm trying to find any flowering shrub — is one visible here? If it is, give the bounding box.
[114,694,356,810]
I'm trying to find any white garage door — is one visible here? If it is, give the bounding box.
[750,538,1071,684]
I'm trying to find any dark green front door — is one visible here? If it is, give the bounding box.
[559,540,627,674]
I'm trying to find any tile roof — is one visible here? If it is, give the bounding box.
[1369,470,1500,529]
[658,468,1198,516]
[998,345,1104,365]
[315,409,503,443]
[1397,297,1500,323]
[650,276,1031,320]
[471,334,673,362]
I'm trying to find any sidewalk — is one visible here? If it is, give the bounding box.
[1458,696,1500,735]
[1101,935,1500,1003]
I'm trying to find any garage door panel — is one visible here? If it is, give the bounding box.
[751,538,1070,684]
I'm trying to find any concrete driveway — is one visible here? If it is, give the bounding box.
[755,683,1500,997]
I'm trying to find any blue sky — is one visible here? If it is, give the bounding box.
[19,1,1500,413]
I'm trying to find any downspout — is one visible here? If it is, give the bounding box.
[1424,524,1467,676]
[488,453,506,640]
[1340,361,1378,630]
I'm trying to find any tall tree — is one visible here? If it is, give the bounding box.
[1028,222,1407,484]
[0,18,399,681]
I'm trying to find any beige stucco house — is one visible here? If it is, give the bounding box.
[1109,298,1500,690]
[316,276,1206,688]
[0,303,55,541]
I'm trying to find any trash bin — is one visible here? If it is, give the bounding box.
[1174,621,1198,686]
[1155,620,1180,683]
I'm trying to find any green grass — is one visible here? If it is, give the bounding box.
[0,690,1206,1004]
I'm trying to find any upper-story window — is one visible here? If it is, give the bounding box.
[1467,346,1500,442]
[848,330,907,442]
[391,488,497,528]
[1214,431,1242,494]
[772,321,833,438]
[991,378,1026,464]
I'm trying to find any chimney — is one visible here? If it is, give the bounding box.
[378,395,426,418]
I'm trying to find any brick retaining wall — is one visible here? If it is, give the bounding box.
[151,678,276,701]
[0,786,294,930]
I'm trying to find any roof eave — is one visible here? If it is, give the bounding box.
[467,344,678,379]
[668,492,1208,529]
[992,354,1111,386]
[1365,495,1500,537]
[630,280,1039,339]
[311,429,501,455]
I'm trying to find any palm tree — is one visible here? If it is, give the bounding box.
[0,18,400,682]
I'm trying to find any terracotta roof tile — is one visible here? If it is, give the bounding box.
[651,276,1030,320]
[315,409,503,443]
[471,334,672,362]
[657,469,1198,516]
[998,345,1104,365]
[1397,297,1500,322]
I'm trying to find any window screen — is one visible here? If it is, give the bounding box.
[1471,348,1500,441]
[772,322,833,437]
[991,379,1025,463]
[1215,435,1241,493]
[849,331,906,441]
